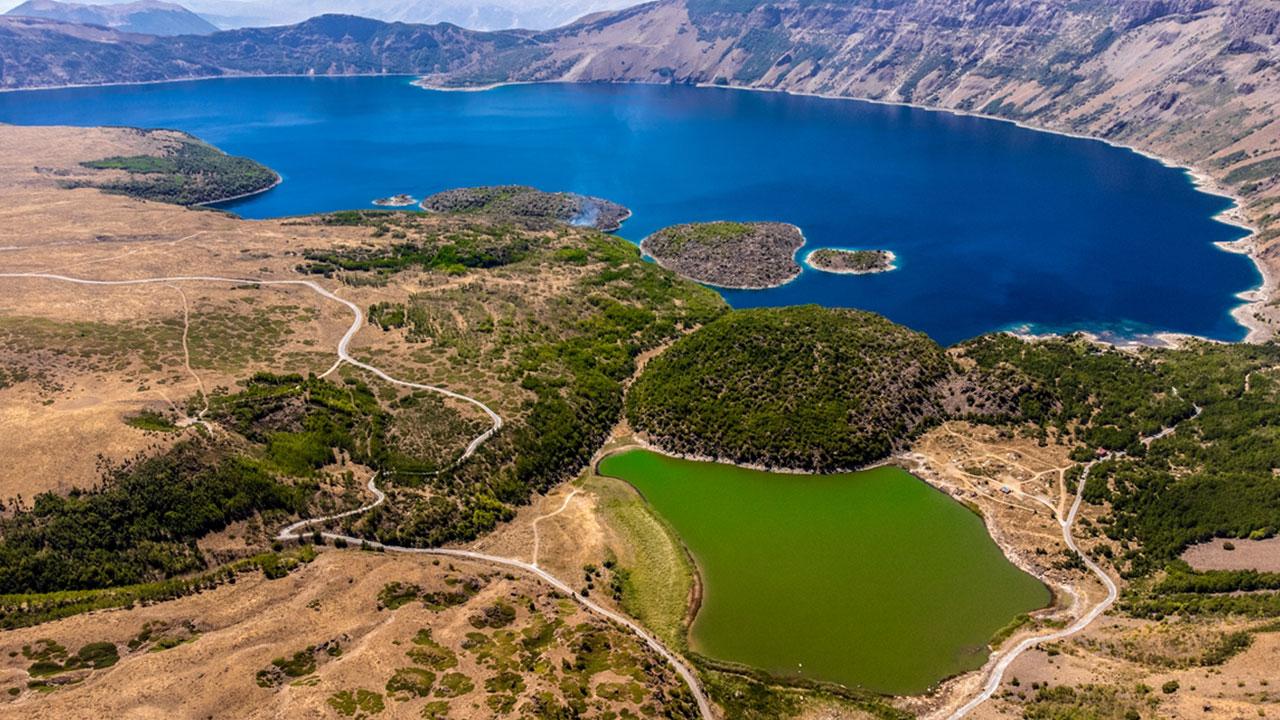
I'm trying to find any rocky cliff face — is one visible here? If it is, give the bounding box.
[433,0,1277,175]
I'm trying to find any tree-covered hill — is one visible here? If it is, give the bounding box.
[71,129,278,205]
[625,305,958,472]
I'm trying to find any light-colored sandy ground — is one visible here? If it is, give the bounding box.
[1184,537,1280,573]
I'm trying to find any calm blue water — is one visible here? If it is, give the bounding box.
[0,77,1258,344]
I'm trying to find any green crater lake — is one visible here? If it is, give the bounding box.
[597,449,1050,695]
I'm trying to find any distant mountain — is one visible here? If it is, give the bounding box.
[5,0,218,35]
[0,13,530,88]
[13,0,634,31]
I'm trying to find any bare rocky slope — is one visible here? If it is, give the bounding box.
[0,14,529,89]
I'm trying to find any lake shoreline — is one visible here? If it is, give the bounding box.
[415,76,1272,345]
[3,73,1266,341]
[595,446,1052,696]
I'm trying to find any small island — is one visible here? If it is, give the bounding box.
[806,248,897,274]
[373,194,417,207]
[640,221,805,289]
[421,185,631,232]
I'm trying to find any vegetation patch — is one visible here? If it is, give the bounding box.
[1021,683,1150,720]
[0,438,307,594]
[385,667,435,699]
[434,671,475,698]
[377,582,422,610]
[327,688,385,717]
[469,600,517,629]
[124,408,179,432]
[298,216,536,279]
[72,131,277,205]
[0,546,315,629]
[26,641,118,677]
[407,629,458,670]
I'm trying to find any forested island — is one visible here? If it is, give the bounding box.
[640,221,805,289]
[421,185,631,231]
[807,248,896,274]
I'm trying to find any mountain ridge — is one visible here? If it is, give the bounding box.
[5,0,219,35]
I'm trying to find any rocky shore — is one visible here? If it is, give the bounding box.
[806,248,896,274]
[421,185,630,232]
[640,221,805,289]
[373,194,416,207]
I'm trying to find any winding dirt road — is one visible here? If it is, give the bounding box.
[276,477,713,720]
[0,270,712,719]
[943,458,1118,720]
[944,401,1200,720]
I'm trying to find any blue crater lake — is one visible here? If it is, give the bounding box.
[0,77,1258,344]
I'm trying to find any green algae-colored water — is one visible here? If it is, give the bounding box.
[597,449,1050,695]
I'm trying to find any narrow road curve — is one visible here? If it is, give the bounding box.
[2,271,712,718]
[168,284,210,423]
[0,272,502,460]
[531,487,581,567]
[946,401,1201,720]
[944,459,1119,720]
[277,478,714,720]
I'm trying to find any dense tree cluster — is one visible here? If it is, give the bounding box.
[73,133,277,206]
[0,440,307,594]
[626,305,955,471]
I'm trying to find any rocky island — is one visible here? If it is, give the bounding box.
[806,248,896,274]
[640,221,805,289]
[421,185,631,231]
[372,194,416,207]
